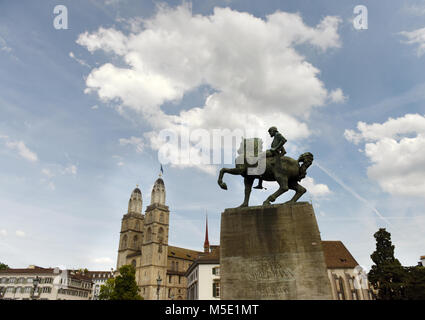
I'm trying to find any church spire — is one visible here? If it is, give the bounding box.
[128,185,142,214]
[204,213,210,253]
[151,174,166,205]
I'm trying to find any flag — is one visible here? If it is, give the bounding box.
[160,164,164,174]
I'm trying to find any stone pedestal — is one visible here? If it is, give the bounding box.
[220,202,332,300]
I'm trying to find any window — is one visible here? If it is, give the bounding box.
[158,227,164,243]
[146,228,152,242]
[133,235,138,248]
[122,235,128,248]
[135,220,140,230]
[176,262,179,271]
[169,275,172,284]
[212,267,220,275]
[178,276,181,284]
[160,213,164,223]
[213,281,220,298]
[336,276,346,300]
[132,259,136,268]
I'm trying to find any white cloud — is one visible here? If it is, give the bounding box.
[119,136,144,153]
[0,36,12,53]
[0,229,7,237]
[15,230,26,237]
[345,114,425,196]
[3,138,38,162]
[63,164,77,175]
[301,176,331,197]
[400,27,425,56]
[48,181,56,191]
[117,161,125,167]
[69,51,90,68]
[91,105,99,110]
[42,168,55,178]
[328,88,347,103]
[92,257,113,264]
[78,4,342,172]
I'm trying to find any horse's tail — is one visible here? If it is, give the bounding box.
[297,152,314,181]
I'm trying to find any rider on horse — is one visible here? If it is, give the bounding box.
[253,126,287,189]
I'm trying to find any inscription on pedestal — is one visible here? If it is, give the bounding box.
[220,202,332,300]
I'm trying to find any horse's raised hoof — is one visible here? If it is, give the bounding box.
[218,181,228,190]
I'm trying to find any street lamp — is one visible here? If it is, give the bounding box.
[156,275,162,300]
[32,276,40,300]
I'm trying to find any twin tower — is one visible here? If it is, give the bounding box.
[116,175,170,299]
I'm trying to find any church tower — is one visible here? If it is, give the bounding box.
[140,174,170,300]
[116,186,145,270]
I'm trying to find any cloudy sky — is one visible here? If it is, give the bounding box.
[1,0,425,271]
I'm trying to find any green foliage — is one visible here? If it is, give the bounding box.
[404,266,425,300]
[0,262,9,270]
[368,228,406,300]
[98,278,115,300]
[98,265,142,300]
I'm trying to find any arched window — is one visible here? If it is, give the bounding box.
[122,235,128,248]
[135,220,140,230]
[131,259,136,268]
[133,235,138,248]
[337,276,346,300]
[158,227,164,243]
[146,228,152,242]
[160,213,164,223]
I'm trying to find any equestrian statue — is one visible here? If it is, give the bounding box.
[217,126,314,207]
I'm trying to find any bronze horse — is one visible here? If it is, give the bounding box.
[217,138,313,207]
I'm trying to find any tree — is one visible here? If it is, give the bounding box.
[98,278,116,300]
[368,228,406,300]
[404,266,425,300]
[0,262,9,270]
[98,265,142,300]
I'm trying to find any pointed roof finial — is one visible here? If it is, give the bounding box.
[204,211,210,253]
[159,164,164,177]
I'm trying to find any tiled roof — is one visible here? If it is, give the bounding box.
[185,247,220,276]
[321,241,359,269]
[0,267,55,275]
[167,246,201,261]
[197,247,220,263]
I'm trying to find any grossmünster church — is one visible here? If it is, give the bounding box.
[116,174,202,300]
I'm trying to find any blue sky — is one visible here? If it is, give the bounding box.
[1,0,425,271]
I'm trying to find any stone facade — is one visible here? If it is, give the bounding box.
[220,202,333,300]
[116,176,202,300]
